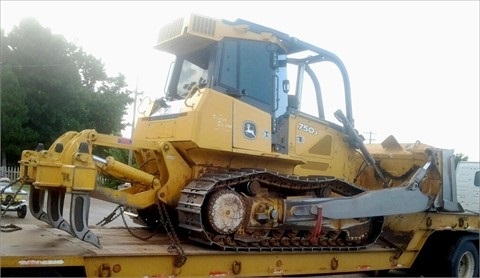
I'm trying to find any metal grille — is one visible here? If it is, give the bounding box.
[190,15,216,36]
[157,17,184,44]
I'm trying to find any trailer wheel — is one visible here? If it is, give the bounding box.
[17,205,27,218]
[449,241,478,278]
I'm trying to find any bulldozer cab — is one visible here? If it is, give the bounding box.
[164,38,284,116]
[151,14,353,127]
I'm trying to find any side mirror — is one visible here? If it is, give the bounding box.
[288,94,298,110]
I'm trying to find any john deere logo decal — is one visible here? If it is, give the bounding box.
[243,121,257,140]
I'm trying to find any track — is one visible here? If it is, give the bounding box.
[176,169,384,251]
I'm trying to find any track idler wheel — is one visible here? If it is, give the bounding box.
[206,189,246,235]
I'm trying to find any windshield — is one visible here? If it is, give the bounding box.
[176,60,208,98]
[165,57,208,101]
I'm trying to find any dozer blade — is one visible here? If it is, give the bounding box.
[28,186,49,224]
[46,189,74,236]
[70,192,101,248]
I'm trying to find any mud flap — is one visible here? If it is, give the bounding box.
[70,192,101,248]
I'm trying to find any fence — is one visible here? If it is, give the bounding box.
[0,166,20,181]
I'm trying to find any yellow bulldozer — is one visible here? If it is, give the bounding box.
[17,14,477,277]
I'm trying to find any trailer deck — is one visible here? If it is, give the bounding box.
[1,224,402,277]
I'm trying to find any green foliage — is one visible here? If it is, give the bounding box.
[454,153,469,168]
[0,65,39,157]
[1,18,133,165]
[97,148,135,189]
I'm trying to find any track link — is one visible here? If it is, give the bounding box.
[177,169,382,251]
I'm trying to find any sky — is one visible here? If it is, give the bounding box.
[1,1,479,161]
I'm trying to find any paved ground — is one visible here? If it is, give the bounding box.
[1,189,140,229]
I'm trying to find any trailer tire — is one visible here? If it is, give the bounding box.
[448,241,478,278]
[17,205,27,218]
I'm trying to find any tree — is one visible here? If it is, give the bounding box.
[454,153,469,168]
[1,18,133,165]
[0,65,38,159]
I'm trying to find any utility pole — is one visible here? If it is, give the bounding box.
[128,77,142,166]
[363,131,376,144]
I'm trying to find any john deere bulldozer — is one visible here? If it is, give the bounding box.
[19,14,463,254]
